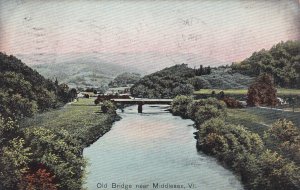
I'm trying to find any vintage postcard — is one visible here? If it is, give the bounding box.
[0,0,299,190]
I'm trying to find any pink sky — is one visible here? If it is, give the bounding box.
[0,0,299,63]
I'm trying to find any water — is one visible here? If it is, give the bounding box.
[83,105,243,190]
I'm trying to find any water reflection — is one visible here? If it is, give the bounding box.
[84,105,243,190]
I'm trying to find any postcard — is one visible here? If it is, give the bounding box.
[0,1,299,190]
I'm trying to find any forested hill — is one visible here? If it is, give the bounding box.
[232,40,300,88]
[130,64,253,98]
[130,64,195,98]
[0,52,74,119]
[108,72,141,87]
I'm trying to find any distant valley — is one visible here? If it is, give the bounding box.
[16,52,227,89]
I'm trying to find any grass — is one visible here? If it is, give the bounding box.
[227,107,300,137]
[194,88,300,96]
[20,98,118,148]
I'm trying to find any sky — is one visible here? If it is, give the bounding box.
[0,0,299,64]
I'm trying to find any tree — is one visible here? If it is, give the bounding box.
[247,74,277,106]
[19,167,57,190]
[231,40,300,88]
[0,138,32,190]
[256,150,300,190]
[194,105,225,126]
[171,95,193,118]
[101,101,116,114]
[68,88,77,102]
[264,119,300,163]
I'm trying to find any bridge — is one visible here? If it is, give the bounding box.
[111,98,173,113]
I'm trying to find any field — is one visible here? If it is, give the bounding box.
[227,107,300,137]
[20,98,118,148]
[194,88,300,96]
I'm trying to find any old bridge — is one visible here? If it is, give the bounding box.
[111,98,173,113]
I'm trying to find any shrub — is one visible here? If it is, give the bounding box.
[101,101,116,114]
[0,138,32,190]
[264,119,300,163]
[194,105,225,126]
[94,99,100,105]
[223,97,243,108]
[255,150,300,190]
[187,98,226,119]
[171,95,193,118]
[24,127,86,190]
[19,168,57,190]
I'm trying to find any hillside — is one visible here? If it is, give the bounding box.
[0,52,72,118]
[131,64,253,98]
[16,53,143,90]
[232,40,300,88]
[108,72,141,87]
[197,67,254,89]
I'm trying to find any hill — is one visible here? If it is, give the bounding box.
[16,53,143,90]
[130,64,253,98]
[0,52,73,118]
[196,67,254,89]
[108,72,141,87]
[232,40,300,88]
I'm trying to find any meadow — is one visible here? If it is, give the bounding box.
[20,98,118,148]
[194,88,300,96]
[227,107,300,137]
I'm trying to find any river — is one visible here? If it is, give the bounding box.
[83,105,243,190]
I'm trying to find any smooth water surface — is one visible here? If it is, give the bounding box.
[83,105,243,190]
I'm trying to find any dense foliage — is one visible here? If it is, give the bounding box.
[171,96,300,190]
[101,101,117,114]
[131,64,195,98]
[247,74,277,106]
[197,67,254,89]
[131,64,254,98]
[264,119,300,164]
[108,72,141,87]
[0,53,117,190]
[232,40,300,88]
[0,52,75,119]
[0,115,86,190]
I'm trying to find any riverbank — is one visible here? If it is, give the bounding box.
[21,98,120,148]
[20,98,119,189]
[170,96,300,190]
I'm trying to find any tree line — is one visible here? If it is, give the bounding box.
[232,40,300,88]
[0,52,77,119]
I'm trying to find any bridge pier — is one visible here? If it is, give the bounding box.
[138,102,143,113]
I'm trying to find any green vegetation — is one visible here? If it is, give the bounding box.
[0,52,118,189]
[108,72,141,87]
[101,100,117,114]
[264,119,300,164]
[194,88,300,95]
[232,40,300,88]
[0,52,76,119]
[227,107,300,136]
[1,98,118,190]
[171,96,300,190]
[131,64,195,98]
[131,64,254,98]
[195,67,254,89]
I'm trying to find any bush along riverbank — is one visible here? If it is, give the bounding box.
[0,98,119,190]
[171,96,300,190]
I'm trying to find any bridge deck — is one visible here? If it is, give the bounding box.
[111,98,173,104]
